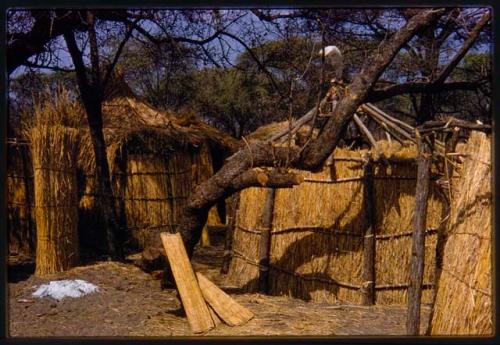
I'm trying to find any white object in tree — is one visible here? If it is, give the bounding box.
[318,45,344,81]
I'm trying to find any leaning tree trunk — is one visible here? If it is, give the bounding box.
[176,8,446,259]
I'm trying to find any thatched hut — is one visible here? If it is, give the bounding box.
[227,121,447,305]
[77,76,237,257]
[429,131,492,335]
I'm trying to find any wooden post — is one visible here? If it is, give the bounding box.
[221,193,240,274]
[406,133,432,335]
[258,188,276,293]
[361,155,376,305]
[160,232,215,333]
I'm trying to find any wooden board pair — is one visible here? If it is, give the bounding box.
[160,232,254,333]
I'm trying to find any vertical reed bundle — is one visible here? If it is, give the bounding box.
[27,91,82,275]
[167,150,196,228]
[430,131,492,335]
[227,187,269,290]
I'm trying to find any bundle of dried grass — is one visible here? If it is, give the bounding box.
[123,153,176,248]
[430,131,492,335]
[27,90,82,275]
[227,187,269,290]
[228,139,446,305]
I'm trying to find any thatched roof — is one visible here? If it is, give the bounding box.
[77,75,238,172]
[100,75,238,151]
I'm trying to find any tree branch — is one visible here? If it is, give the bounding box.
[364,10,489,103]
[220,31,279,91]
[86,11,102,94]
[102,17,140,90]
[8,10,83,74]
[8,9,136,75]
[250,9,306,22]
[434,10,490,85]
[367,80,485,103]
[21,61,75,72]
[63,30,92,96]
[231,168,303,192]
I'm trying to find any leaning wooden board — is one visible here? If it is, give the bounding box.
[160,232,215,333]
[196,272,254,326]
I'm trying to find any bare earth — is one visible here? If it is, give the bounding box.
[8,234,430,337]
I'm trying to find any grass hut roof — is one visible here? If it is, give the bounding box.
[78,74,238,172]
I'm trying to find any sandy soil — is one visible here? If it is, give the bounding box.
[8,232,430,337]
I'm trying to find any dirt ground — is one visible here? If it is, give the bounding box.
[8,231,430,337]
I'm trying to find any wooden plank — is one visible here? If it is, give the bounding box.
[361,157,376,305]
[160,232,215,334]
[196,272,254,326]
[406,135,432,335]
[208,304,222,326]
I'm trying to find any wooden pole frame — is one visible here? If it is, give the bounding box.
[361,155,376,305]
[406,132,433,335]
[258,188,276,293]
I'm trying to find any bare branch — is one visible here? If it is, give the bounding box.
[21,61,75,72]
[102,17,140,89]
[367,80,486,103]
[434,10,491,85]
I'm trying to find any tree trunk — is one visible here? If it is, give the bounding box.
[86,103,122,259]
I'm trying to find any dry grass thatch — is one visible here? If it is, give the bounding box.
[27,90,82,275]
[7,142,35,255]
[228,139,446,305]
[430,131,492,335]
